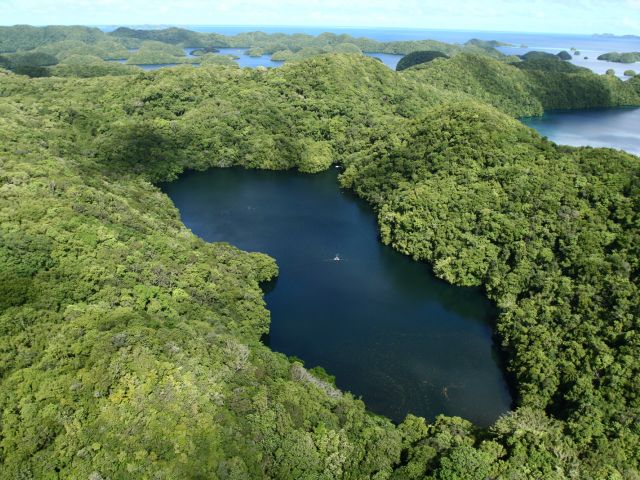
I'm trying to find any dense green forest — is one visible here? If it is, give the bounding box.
[1,26,640,479]
[396,51,449,71]
[556,51,572,60]
[106,27,507,57]
[402,53,640,116]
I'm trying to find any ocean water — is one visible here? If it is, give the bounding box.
[364,52,404,69]
[217,47,284,68]
[522,107,640,155]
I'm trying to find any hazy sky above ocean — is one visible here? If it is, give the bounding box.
[2,0,640,36]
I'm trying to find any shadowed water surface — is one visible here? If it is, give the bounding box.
[162,168,512,425]
[522,108,640,156]
[366,52,404,69]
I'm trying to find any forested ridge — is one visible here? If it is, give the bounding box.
[598,52,640,63]
[0,25,507,75]
[404,53,640,116]
[1,32,640,479]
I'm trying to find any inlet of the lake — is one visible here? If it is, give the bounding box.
[522,107,640,156]
[162,167,512,426]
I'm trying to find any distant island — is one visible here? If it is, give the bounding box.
[593,33,640,39]
[396,50,448,71]
[597,51,640,63]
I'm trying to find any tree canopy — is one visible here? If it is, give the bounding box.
[396,50,449,71]
[0,32,640,478]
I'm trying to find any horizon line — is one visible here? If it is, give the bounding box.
[2,23,638,38]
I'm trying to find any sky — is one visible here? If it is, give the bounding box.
[1,0,640,35]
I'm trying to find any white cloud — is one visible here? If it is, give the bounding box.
[622,16,640,31]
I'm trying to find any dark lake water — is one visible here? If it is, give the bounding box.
[117,47,282,70]
[162,167,512,425]
[217,47,284,68]
[107,59,181,70]
[139,63,180,71]
[115,48,400,71]
[522,107,640,156]
[200,48,400,69]
[365,52,404,69]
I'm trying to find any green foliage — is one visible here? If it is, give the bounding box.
[270,44,362,62]
[516,54,586,73]
[0,25,510,75]
[126,41,197,65]
[332,43,362,54]
[598,51,640,63]
[624,69,637,77]
[198,53,239,67]
[0,25,105,52]
[0,50,59,76]
[341,99,640,476]
[11,65,51,77]
[0,38,639,479]
[105,27,472,59]
[191,46,221,56]
[5,51,59,67]
[271,49,297,61]
[35,39,132,61]
[298,140,334,173]
[557,50,572,60]
[109,26,222,48]
[246,46,265,57]
[396,51,449,71]
[404,53,640,116]
[379,39,462,56]
[401,54,536,116]
[465,38,511,49]
[50,55,141,77]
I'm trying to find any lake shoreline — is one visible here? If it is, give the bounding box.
[162,166,513,426]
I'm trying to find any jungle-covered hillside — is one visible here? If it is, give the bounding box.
[1,28,640,479]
